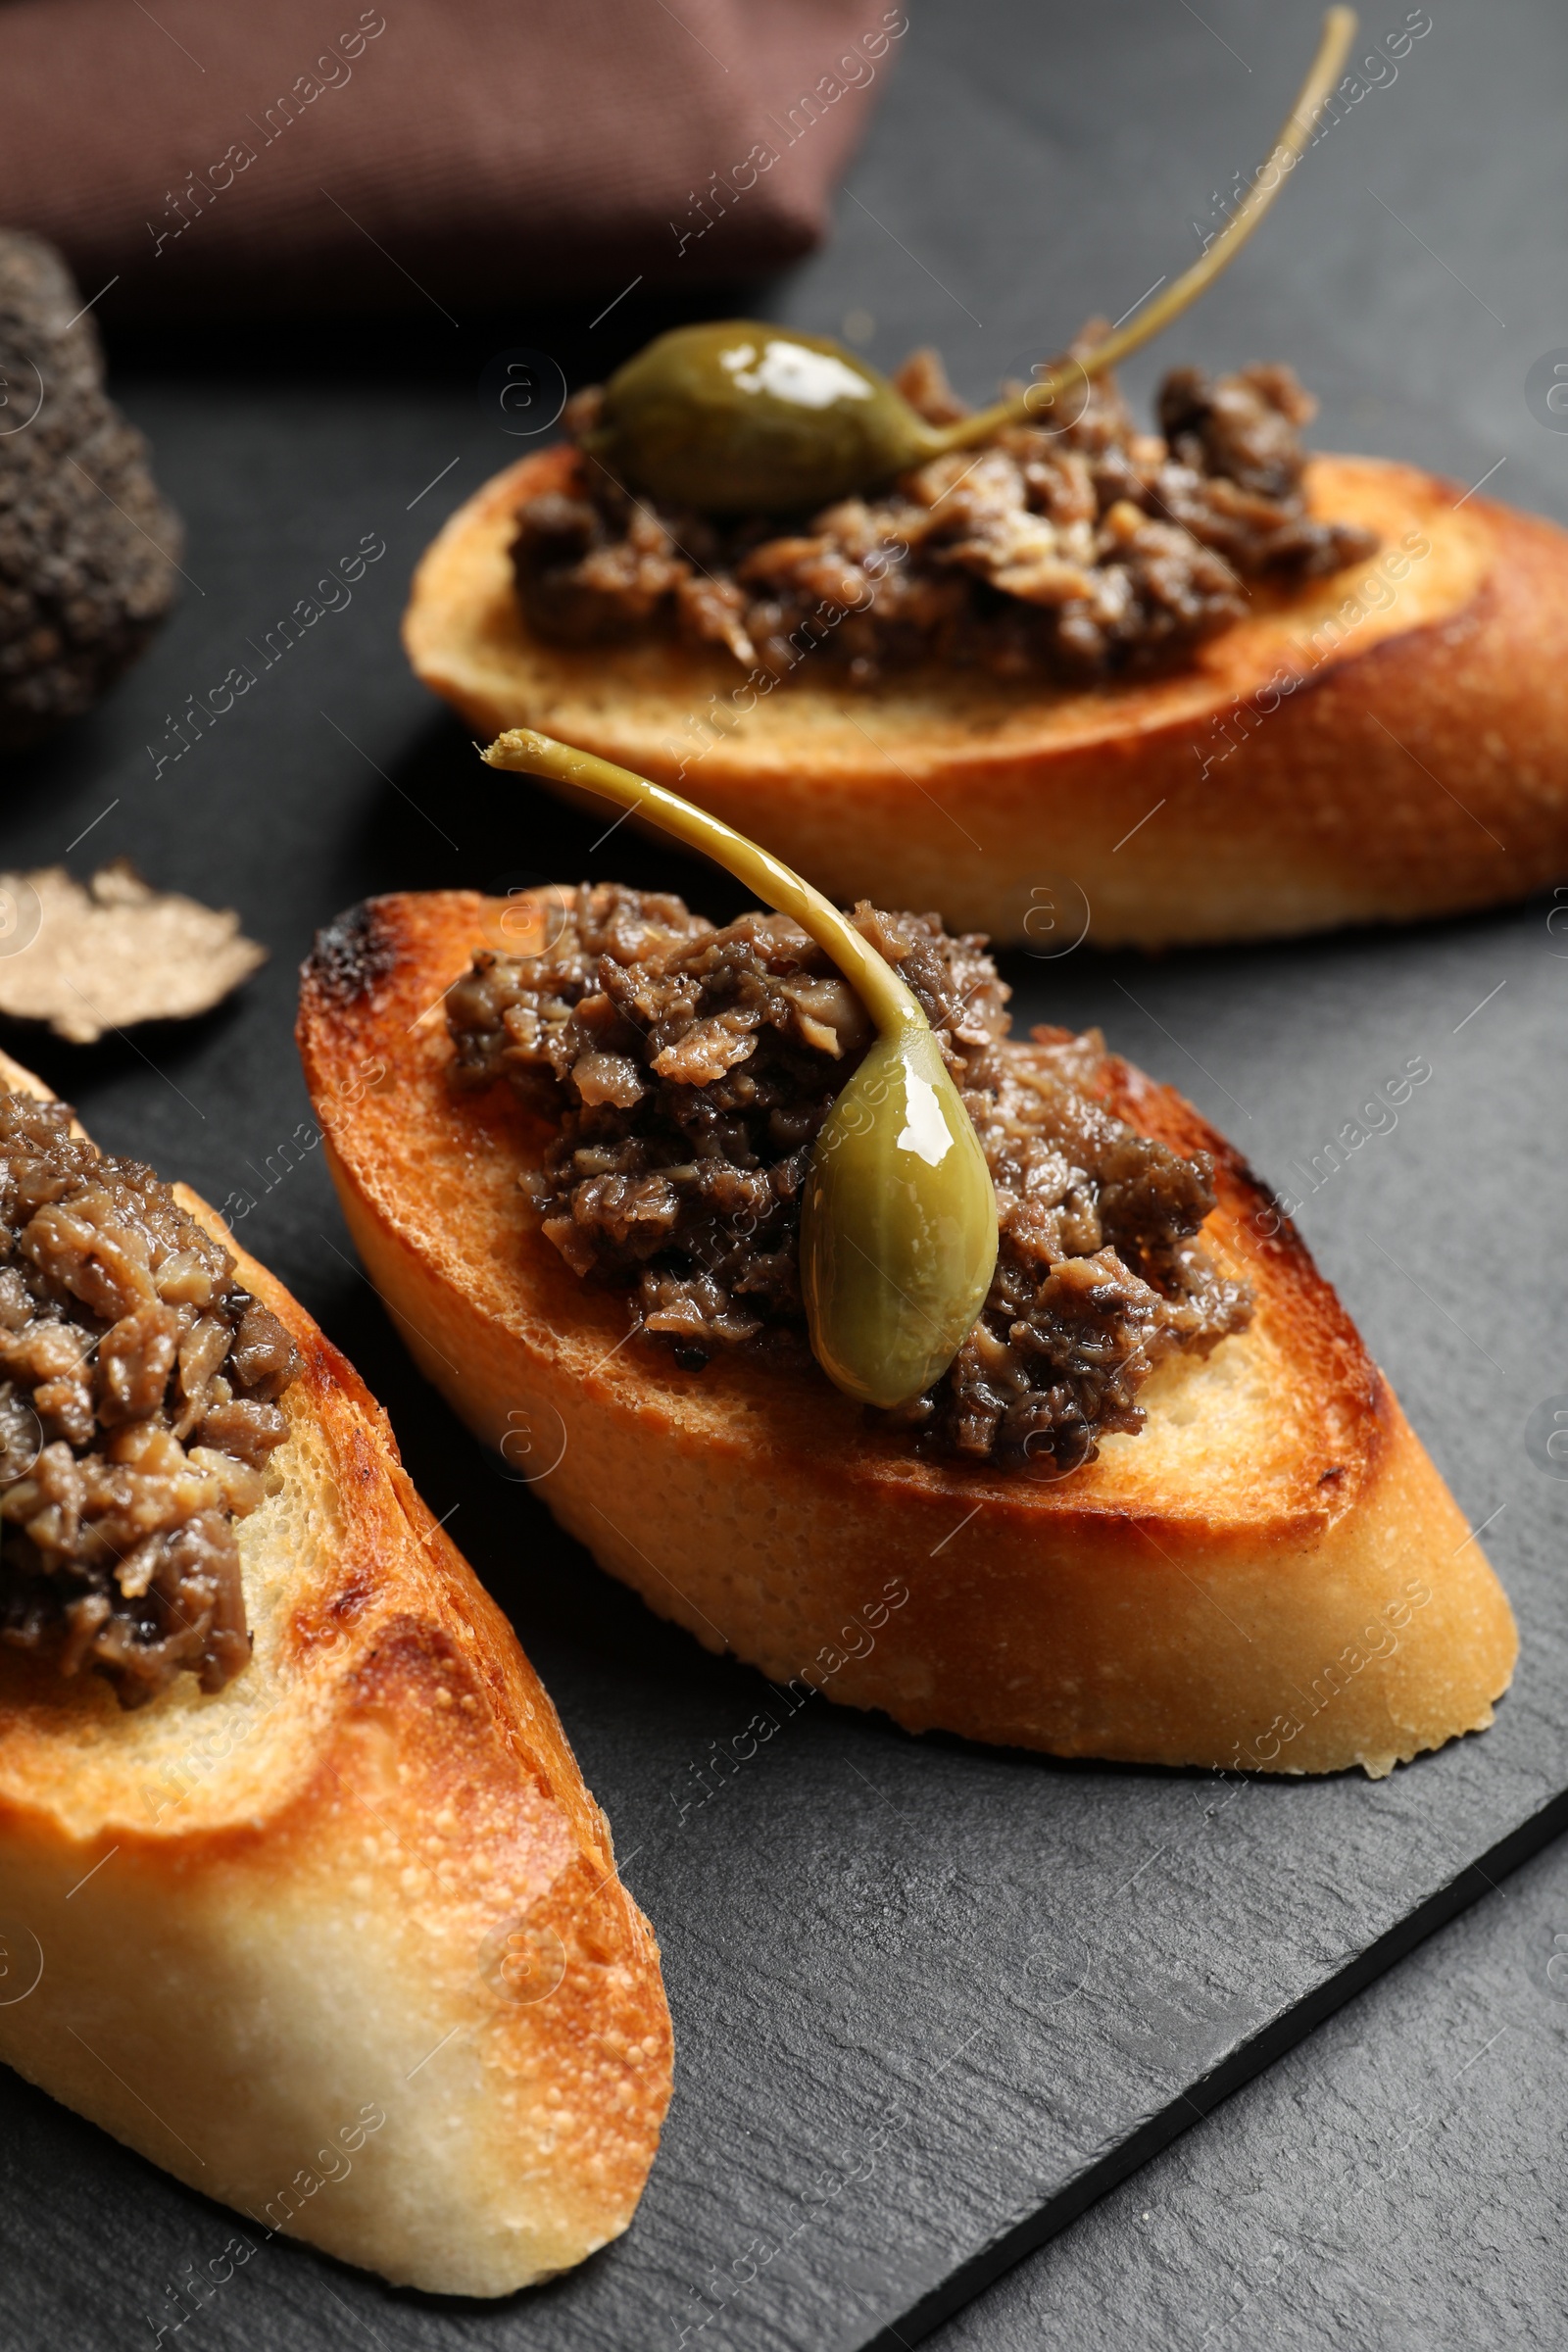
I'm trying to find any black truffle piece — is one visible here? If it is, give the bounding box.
[0,231,181,749]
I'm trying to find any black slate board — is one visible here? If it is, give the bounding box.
[927,1785,1568,2351]
[3,2,1567,2348]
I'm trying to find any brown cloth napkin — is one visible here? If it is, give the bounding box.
[0,0,906,319]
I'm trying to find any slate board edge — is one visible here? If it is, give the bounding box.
[869,1779,1568,2350]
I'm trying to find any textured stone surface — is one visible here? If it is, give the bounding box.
[928,1831,1568,2352]
[0,1,1564,2347]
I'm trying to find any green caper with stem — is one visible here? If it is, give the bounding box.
[581,8,1357,517]
[581,322,946,514]
[478,728,998,1412]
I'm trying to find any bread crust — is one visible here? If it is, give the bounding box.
[298,893,1517,1778]
[0,1049,671,2297]
[403,444,1568,947]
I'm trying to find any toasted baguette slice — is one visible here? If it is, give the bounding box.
[0,1048,671,2297]
[404,445,1568,948]
[298,891,1517,1780]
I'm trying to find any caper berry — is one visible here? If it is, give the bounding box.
[799,1020,997,1411]
[582,321,945,514]
[575,13,1355,517]
[481,729,999,1409]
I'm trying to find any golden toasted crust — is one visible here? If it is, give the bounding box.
[297,894,1517,1777]
[403,444,1568,947]
[0,1048,671,2296]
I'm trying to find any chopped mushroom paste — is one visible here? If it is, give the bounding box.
[512,337,1378,681]
[0,1097,299,1706]
[448,887,1252,1473]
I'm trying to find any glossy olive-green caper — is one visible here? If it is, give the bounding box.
[483,727,1001,1411]
[577,21,1353,517]
[800,1022,998,1411]
[582,321,946,514]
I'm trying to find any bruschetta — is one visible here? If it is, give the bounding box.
[0,1048,671,2296]
[299,886,1516,1778]
[403,416,1568,952]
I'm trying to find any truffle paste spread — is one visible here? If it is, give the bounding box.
[449,888,1252,1472]
[0,1097,298,1705]
[512,342,1378,681]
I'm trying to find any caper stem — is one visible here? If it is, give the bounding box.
[936,6,1358,456]
[480,730,925,1041]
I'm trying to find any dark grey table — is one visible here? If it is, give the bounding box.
[929,1828,1568,2351]
[2,4,1566,2348]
